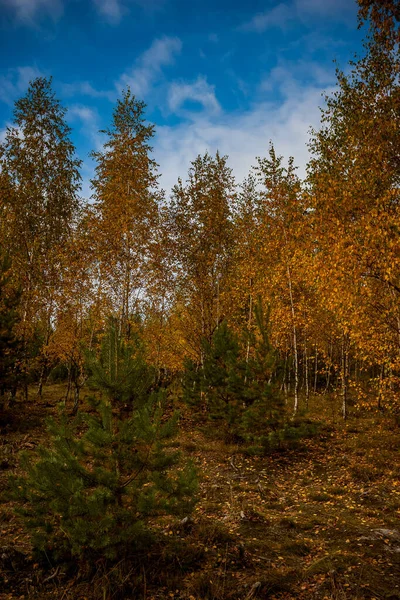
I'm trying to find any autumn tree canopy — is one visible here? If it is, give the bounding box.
[0,0,399,418]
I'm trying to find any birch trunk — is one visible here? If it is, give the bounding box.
[304,339,309,409]
[244,280,253,385]
[287,264,299,415]
[341,333,349,420]
[313,344,318,393]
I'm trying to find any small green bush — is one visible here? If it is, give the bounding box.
[11,395,197,560]
[183,301,285,444]
[85,317,155,410]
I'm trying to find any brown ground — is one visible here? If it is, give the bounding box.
[0,385,399,599]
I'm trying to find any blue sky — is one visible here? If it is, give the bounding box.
[0,0,364,197]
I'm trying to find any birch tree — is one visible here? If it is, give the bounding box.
[308,0,400,410]
[91,89,161,337]
[0,77,81,397]
[168,152,235,361]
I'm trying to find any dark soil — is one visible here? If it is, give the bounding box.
[1,386,399,599]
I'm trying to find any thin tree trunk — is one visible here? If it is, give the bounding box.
[341,333,349,420]
[313,344,318,393]
[20,248,35,404]
[304,338,309,409]
[286,264,298,415]
[216,279,220,331]
[72,383,79,416]
[244,281,253,385]
[37,308,53,399]
[325,341,333,394]
[37,361,49,399]
[281,351,289,404]
[200,292,206,408]
[377,362,385,411]
[65,367,72,404]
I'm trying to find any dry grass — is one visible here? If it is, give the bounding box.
[0,386,399,599]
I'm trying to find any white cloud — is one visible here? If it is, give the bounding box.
[0,65,44,105]
[296,0,356,18]
[61,36,182,104]
[1,0,166,25]
[154,81,333,194]
[78,160,97,201]
[240,0,356,32]
[118,36,182,98]
[16,65,44,89]
[67,104,105,151]
[92,0,122,23]
[0,124,9,144]
[168,76,220,117]
[240,3,294,33]
[68,105,97,124]
[92,0,166,24]
[260,58,335,95]
[0,0,63,23]
[62,80,117,102]
[66,105,107,200]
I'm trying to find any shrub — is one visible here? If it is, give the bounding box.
[11,395,197,560]
[183,301,285,444]
[85,317,155,411]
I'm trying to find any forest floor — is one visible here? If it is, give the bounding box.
[0,385,400,599]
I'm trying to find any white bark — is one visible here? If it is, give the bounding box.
[287,264,299,416]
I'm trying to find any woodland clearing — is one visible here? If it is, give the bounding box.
[0,385,399,600]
